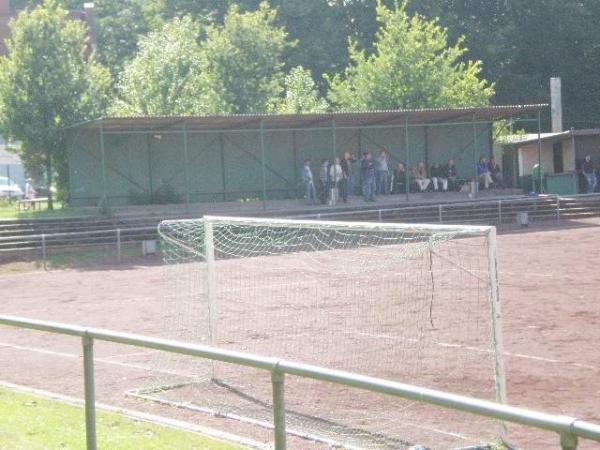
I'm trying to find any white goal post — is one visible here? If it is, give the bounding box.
[148,215,506,449]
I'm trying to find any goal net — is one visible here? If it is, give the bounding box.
[138,215,505,449]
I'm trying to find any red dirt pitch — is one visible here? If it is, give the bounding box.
[0,218,599,449]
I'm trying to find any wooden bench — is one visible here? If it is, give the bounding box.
[17,197,49,211]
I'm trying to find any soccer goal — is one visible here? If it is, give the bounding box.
[136,216,505,449]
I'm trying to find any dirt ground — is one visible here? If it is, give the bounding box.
[0,218,599,449]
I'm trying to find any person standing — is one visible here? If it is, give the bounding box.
[341,152,354,199]
[376,151,390,195]
[301,159,317,205]
[319,159,331,204]
[361,152,376,202]
[582,155,597,193]
[329,157,346,204]
[477,157,493,190]
[24,178,36,210]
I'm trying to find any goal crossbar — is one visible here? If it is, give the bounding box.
[160,215,493,237]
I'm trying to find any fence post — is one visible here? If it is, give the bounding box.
[561,432,578,450]
[556,197,561,222]
[82,335,97,450]
[378,209,382,222]
[41,234,47,270]
[271,370,287,450]
[498,200,502,225]
[116,228,121,263]
[438,204,443,223]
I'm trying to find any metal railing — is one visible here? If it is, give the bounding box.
[0,314,599,450]
[0,226,158,266]
[292,193,600,226]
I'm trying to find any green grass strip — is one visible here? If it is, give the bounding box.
[0,387,247,450]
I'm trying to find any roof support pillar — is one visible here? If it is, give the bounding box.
[292,130,298,198]
[260,120,268,210]
[473,115,478,197]
[537,111,543,193]
[99,121,107,207]
[219,133,227,201]
[182,121,190,209]
[404,117,410,202]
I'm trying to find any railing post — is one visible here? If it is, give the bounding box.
[498,200,502,225]
[41,233,47,270]
[561,432,578,450]
[116,228,121,263]
[378,209,382,222]
[271,370,287,450]
[556,197,561,222]
[438,204,443,223]
[82,336,97,450]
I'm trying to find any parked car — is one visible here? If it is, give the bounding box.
[0,176,23,199]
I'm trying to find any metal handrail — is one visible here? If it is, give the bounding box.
[293,195,562,220]
[293,192,600,221]
[0,225,157,243]
[0,314,598,450]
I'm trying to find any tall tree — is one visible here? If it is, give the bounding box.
[112,16,223,116]
[271,0,349,87]
[0,0,111,208]
[94,0,151,75]
[327,1,494,111]
[409,0,600,128]
[201,2,291,113]
[269,66,328,113]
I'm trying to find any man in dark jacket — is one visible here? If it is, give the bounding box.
[582,155,597,193]
[361,152,376,201]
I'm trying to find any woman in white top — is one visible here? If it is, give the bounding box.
[329,157,346,203]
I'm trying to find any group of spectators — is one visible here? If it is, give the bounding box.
[301,151,505,205]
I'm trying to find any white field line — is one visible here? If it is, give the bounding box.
[354,332,598,371]
[0,380,267,450]
[1,308,58,316]
[0,341,199,379]
[129,391,473,446]
[0,341,474,446]
[2,327,596,375]
[102,349,161,359]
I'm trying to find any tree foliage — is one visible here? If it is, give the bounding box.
[112,16,222,116]
[201,2,291,114]
[113,4,291,116]
[408,0,600,128]
[327,1,494,111]
[269,66,328,113]
[0,0,111,207]
[94,0,151,75]
[7,0,600,129]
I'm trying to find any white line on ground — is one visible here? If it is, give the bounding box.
[354,332,598,371]
[102,349,160,359]
[0,380,267,450]
[1,308,57,317]
[0,343,471,447]
[0,341,200,378]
